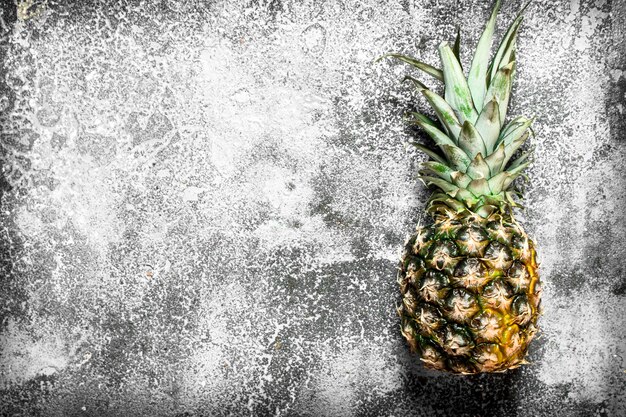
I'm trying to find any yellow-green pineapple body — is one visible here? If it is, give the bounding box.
[398,206,541,373]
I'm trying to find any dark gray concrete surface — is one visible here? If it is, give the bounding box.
[1,0,625,416]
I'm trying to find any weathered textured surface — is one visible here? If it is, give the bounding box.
[0,0,624,416]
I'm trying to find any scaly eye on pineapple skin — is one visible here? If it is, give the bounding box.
[383,0,542,374]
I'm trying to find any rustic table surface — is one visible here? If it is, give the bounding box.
[0,1,624,416]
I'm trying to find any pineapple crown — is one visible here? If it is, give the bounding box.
[379,0,534,219]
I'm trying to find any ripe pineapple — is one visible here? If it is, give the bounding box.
[381,0,542,373]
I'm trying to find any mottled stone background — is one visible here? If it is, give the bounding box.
[0,0,624,416]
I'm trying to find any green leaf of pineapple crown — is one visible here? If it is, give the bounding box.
[377,0,535,217]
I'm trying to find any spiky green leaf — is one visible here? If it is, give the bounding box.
[429,192,467,212]
[482,194,507,207]
[466,153,490,179]
[509,48,517,79]
[498,116,534,147]
[487,171,509,194]
[484,61,515,125]
[507,151,532,170]
[502,132,530,167]
[405,112,438,127]
[377,53,444,81]
[505,160,531,176]
[455,189,479,206]
[411,143,447,164]
[501,170,525,190]
[458,121,487,158]
[484,142,506,175]
[453,26,461,66]
[450,171,472,188]
[504,190,520,206]
[418,176,459,193]
[442,144,472,171]
[489,24,521,84]
[402,75,428,91]
[421,89,462,140]
[475,204,497,218]
[467,178,491,196]
[439,42,478,124]
[415,120,457,149]
[488,3,528,84]
[421,161,455,182]
[474,99,501,153]
[467,0,501,110]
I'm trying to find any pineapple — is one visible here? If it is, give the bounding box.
[381,0,542,373]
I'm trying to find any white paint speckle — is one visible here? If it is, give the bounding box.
[182,186,205,202]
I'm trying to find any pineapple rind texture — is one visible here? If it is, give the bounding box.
[398,207,541,374]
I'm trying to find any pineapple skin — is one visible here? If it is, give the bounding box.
[397,207,541,374]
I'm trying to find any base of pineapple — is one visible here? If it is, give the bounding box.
[397,209,542,374]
